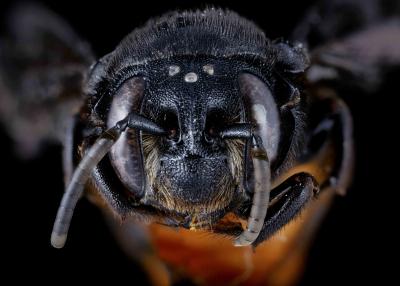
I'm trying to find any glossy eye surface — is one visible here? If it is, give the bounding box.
[239,73,281,161]
[107,77,146,195]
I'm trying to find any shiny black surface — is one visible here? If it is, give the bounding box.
[1,0,395,284]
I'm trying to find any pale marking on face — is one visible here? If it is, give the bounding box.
[203,64,214,75]
[184,72,198,83]
[168,65,181,76]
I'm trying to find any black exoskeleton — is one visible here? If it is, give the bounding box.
[1,1,399,257]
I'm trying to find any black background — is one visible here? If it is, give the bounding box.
[1,0,396,284]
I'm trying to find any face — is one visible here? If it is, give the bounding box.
[140,59,245,216]
[105,56,284,223]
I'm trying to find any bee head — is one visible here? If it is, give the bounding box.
[84,8,308,224]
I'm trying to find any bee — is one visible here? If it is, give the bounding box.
[1,1,399,285]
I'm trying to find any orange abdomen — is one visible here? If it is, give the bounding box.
[149,189,333,286]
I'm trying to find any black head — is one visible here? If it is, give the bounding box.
[139,57,246,214]
[83,8,309,224]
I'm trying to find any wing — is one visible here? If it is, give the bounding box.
[292,0,400,91]
[0,3,94,158]
[289,0,400,196]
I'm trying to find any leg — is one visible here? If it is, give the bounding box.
[254,172,319,246]
[307,90,354,195]
[329,96,354,195]
[250,94,353,244]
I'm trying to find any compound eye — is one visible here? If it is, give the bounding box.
[239,73,280,161]
[107,77,146,195]
[161,110,180,141]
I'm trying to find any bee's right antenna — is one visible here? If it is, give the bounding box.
[51,113,165,248]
